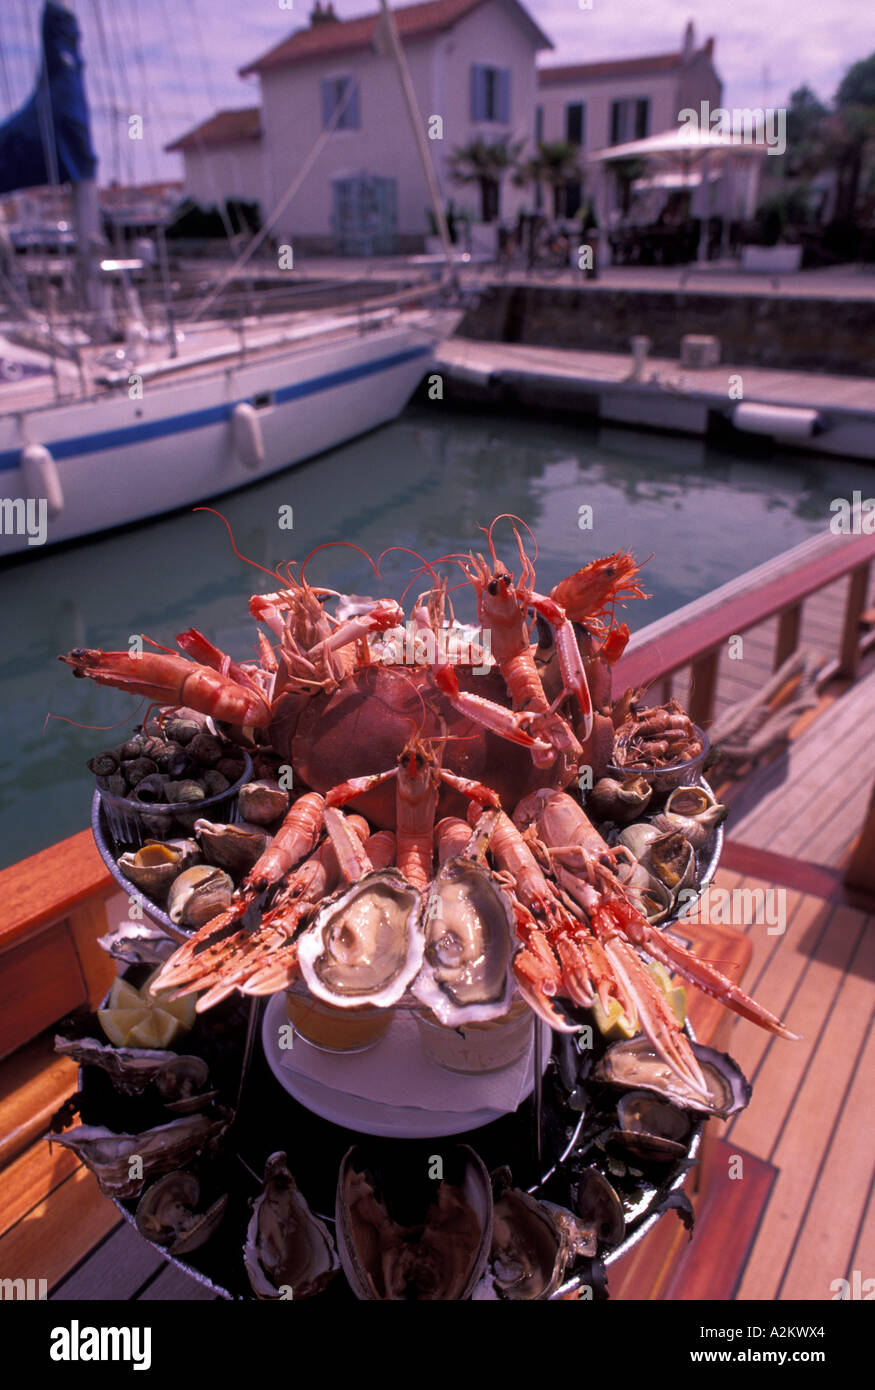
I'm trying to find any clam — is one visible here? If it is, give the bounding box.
[476,1170,593,1300]
[573,1167,626,1251]
[244,1152,338,1300]
[49,1110,231,1198]
[153,1056,217,1114]
[412,859,515,1026]
[117,842,184,899]
[298,870,424,1009]
[135,1171,227,1255]
[194,819,268,878]
[166,865,234,929]
[237,780,289,825]
[336,1145,492,1300]
[594,1037,752,1118]
[587,775,652,826]
[608,1091,694,1163]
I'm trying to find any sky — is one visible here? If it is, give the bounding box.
[0,0,869,187]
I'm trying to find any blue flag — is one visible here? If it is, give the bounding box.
[0,1,98,194]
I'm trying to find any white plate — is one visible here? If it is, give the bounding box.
[261,994,550,1138]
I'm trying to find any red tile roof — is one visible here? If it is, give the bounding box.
[165,108,261,153]
[240,0,550,76]
[538,44,714,85]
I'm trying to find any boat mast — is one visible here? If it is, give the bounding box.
[71,176,112,338]
[377,0,456,280]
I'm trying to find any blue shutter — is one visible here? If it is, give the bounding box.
[497,69,510,123]
[322,78,335,129]
[347,79,360,129]
[471,64,485,120]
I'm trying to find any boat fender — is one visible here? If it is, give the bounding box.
[232,402,265,469]
[732,402,825,440]
[20,443,64,517]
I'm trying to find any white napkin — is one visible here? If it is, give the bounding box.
[279,1011,548,1115]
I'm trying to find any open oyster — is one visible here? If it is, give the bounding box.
[573,1167,626,1251]
[54,1035,213,1111]
[244,1152,338,1300]
[135,1171,227,1255]
[49,1110,231,1198]
[297,870,424,1009]
[605,1091,694,1163]
[475,1170,593,1300]
[413,859,515,1026]
[336,1145,492,1300]
[594,1038,751,1118]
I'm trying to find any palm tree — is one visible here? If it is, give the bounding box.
[449,138,524,223]
[515,141,582,219]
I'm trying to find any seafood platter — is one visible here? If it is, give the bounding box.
[51,516,795,1300]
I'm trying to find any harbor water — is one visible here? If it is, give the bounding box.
[0,403,865,868]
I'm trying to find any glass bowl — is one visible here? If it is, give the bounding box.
[95,750,253,847]
[608,726,710,797]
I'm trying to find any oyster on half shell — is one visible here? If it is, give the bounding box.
[49,1110,231,1198]
[135,1171,227,1255]
[244,1152,338,1300]
[476,1170,594,1300]
[594,1037,751,1118]
[336,1145,492,1300]
[297,870,424,1008]
[413,859,515,1026]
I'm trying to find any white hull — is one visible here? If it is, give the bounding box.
[0,310,451,557]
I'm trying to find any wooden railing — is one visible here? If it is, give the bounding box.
[616,527,875,727]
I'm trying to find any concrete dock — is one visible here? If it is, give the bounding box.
[434,337,875,460]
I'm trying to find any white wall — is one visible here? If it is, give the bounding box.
[182,143,266,213]
[537,71,680,154]
[258,0,544,245]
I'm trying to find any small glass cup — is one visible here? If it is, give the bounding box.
[415,997,533,1075]
[285,989,391,1054]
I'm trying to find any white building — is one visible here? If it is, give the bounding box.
[536,22,723,220]
[239,0,552,253]
[165,108,265,215]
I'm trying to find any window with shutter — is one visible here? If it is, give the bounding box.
[565,103,585,145]
[470,64,510,122]
[321,76,360,130]
[635,99,649,139]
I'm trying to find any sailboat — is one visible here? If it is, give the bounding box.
[0,2,458,557]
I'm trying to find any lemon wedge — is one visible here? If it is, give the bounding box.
[592,995,637,1041]
[648,962,687,1026]
[97,1007,150,1047]
[125,1008,181,1049]
[98,970,199,1047]
[142,968,197,1031]
[107,978,142,1012]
